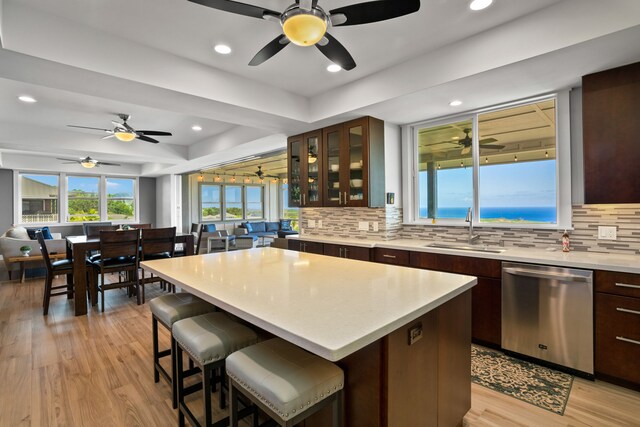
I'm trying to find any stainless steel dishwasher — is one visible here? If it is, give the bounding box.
[502,262,593,375]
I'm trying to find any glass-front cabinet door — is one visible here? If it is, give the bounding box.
[287,135,302,207]
[303,131,323,207]
[323,124,343,206]
[344,118,368,207]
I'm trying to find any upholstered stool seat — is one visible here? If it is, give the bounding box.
[149,293,216,409]
[226,338,344,427]
[173,312,258,427]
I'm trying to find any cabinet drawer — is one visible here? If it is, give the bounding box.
[323,243,371,261]
[409,251,501,279]
[596,271,640,298]
[373,248,410,266]
[595,293,640,385]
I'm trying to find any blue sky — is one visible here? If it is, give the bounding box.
[26,175,134,196]
[420,160,556,208]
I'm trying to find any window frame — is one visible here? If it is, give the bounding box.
[14,171,139,226]
[402,91,572,230]
[198,182,266,223]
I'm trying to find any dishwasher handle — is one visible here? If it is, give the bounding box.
[503,267,591,283]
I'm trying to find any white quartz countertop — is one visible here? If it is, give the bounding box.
[141,248,476,361]
[288,235,640,274]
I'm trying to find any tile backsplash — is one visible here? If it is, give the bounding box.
[300,204,640,255]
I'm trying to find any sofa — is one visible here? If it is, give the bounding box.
[0,226,66,280]
[234,220,298,241]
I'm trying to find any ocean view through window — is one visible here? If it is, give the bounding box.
[412,96,559,226]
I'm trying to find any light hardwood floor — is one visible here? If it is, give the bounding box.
[1,276,639,427]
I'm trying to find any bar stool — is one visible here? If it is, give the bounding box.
[226,338,344,427]
[149,293,216,409]
[173,312,258,427]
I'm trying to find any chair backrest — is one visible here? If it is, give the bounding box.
[83,221,112,235]
[141,227,176,259]
[190,223,201,234]
[98,229,140,262]
[195,228,220,254]
[86,224,119,238]
[36,231,54,274]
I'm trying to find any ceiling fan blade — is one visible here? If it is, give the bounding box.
[67,125,110,132]
[61,162,80,164]
[187,0,281,20]
[102,134,116,139]
[111,121,128,130]
[136,134,160,144]
[461,146,471,155]
[96,161,122,166]
[56,158,80,163]
[479,138,498,144]
[315,33,356,71]
[480,145,506,150]
[329,0,420,26]
[137,130,172,136]
[249,35,290,66]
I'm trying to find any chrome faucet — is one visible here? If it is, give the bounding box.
[465,207,479,244]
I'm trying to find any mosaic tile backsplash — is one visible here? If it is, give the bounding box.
[300,204,640,255]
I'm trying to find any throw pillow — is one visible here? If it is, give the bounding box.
[251,222,266,233]
[245,222,254,233]
[265,222,279,232]
[41,226,54,240]
[203,224,217,232]
[280,219,292,231]
[6,226,30,240]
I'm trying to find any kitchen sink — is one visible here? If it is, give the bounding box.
[424,243,506,253]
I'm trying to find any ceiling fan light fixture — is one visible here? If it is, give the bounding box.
[81,159,97,169]
[114,131,136,142]
[469,0,493,11]
[281,7,327,46]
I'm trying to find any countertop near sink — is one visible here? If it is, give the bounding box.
[287,235,640,274]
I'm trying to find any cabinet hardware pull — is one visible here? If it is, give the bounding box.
[615,282,640,289]
[617,307,640,316]
[616,336,640,346]
[382,254,397,259]
[339,247,343,257]
[344,248,349,257]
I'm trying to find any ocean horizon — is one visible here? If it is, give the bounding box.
[420,206,557,223]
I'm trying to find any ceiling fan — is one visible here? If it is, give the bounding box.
[188,0,421,70]
[57,156,121,169]
[254,165,278,179]
[67,113,172,144]
[433,128,505,155]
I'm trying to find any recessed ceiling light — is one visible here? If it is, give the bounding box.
[214,44,232,55]
[449,100,463,107]
[18,95,37,103]
[469,0,493,11]
[327,64,341,73]
[192,125,203,131]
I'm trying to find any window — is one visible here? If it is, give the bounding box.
[245,186,263,219]
[107,178,136,221]
[225,186,243,219]
[67,176,100,222]
[407,94,569,228]
[201,184,222,221]
[19,173,59,223]
[281,183,299,230]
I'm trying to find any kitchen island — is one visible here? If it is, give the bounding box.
[141,248,477,427]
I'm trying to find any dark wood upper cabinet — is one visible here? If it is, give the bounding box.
[583,61,640,204]
[288,116,385,208]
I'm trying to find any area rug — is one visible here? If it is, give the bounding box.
[471,345,574,415]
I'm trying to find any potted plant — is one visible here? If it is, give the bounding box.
[19,245,32,256]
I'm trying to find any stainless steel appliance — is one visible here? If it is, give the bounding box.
[502,262,593,375]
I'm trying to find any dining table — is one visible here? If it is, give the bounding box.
[66,232,195,316]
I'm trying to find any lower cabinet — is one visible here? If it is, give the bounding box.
[323,243,371,261]
[373,248,410,266]
[595,271,640,390]
[409,251,502,348]
[288,239,323,254]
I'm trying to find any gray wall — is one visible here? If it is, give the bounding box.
[139,177,157,226]
[0,169,14,233]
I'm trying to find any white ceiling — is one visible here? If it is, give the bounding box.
[0,0,639,176]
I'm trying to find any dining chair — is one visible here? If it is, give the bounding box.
[195,227,220,255]
[174,223,201,257]
[139,227,176,304]
[37,231,94,316]
[128,223,152,229]
[90,229,140,312]
[85,224,119,239]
